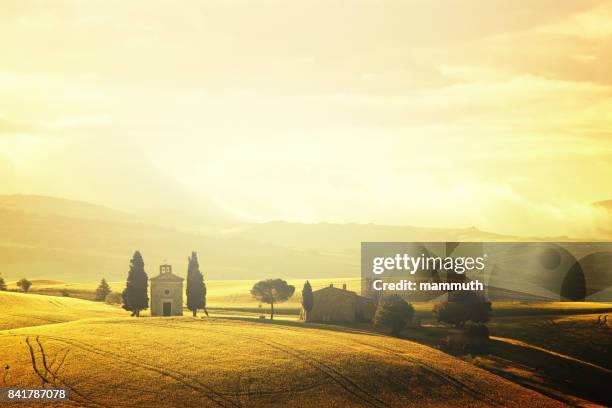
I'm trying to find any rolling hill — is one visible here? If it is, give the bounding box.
[0,291,123,330]
[0,307,563,407]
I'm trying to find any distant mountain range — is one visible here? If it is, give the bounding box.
[0,194,606,283]
[0,195,131,223]
[0,194,236,229]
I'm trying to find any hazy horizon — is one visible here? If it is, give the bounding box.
[2,1,612,238]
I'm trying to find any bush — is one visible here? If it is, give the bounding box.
[105,292,123,305]
[374,295,414,336]
[17,278,32,293]
[95,278,112,301]
[433,292,491,328]
[433,302,466,328]
[60,289,70,297]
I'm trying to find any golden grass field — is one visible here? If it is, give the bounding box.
[0,303,565,408]
[2,283,611,407]
[0,291,124,331]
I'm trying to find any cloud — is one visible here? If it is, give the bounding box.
[44,113,111,130]
[446,1,612,86]
[0,1,611,237]
[0,116,36,136]
[0,156,16,191]
[538,1,612,39]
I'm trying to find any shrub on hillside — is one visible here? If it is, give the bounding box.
[95,278,112,301]
[374,295,414,336]
[17,278,32,293]
[433,291,491,328]
[105,292,123,305]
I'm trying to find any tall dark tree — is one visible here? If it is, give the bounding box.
[95,278,111,301]
[122,251,148,317]
[301,281,313,319]
[202,281,208,317]
[17,278,32,293]
[0,275,6,291]
[186,251,207,317]
[251,279,295,320]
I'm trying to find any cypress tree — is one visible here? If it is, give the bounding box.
[301,281,313,319]
[186,251,206,317]
[202,280,208,317]
[95,278,111,301]
[0,275,6,291]
[122,251,149,317]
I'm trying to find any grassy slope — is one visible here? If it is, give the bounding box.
[0,291,123,330]
[0,316,563,408]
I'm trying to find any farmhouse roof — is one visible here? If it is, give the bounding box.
[314,285,369,300]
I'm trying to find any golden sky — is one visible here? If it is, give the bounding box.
[1,0,612,237]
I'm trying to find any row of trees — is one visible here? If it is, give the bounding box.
[372,291,491,337]
[252,278,490,336]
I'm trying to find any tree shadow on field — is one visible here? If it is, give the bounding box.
[485,338,612,407]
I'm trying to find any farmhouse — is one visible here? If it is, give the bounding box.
[303,284,376,323]
[150,264,184,316]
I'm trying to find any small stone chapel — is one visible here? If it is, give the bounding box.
[150,264,184,316]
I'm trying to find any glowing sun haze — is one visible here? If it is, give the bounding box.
[1,0,612,237]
